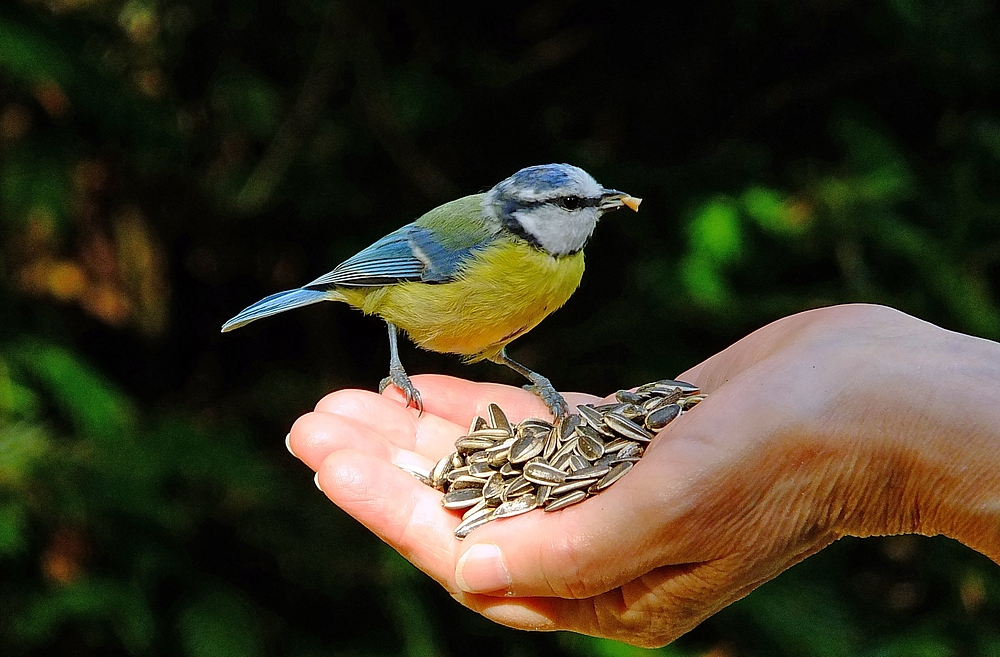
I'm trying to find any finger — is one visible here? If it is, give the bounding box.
[316,447,462,588]
[458,535,835,648]
[313,388,465,459]
[461,560,753,648]
[288,410,435,474]
[383,374,603,425]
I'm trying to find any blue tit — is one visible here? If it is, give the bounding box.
[222,163,640,418]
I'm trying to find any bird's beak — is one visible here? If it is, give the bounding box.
[599,189,642,213]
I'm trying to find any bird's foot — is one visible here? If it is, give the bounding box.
[379,368,423,415]
[523,376,569,420]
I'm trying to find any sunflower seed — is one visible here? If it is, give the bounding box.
[456,436,497,453]
[397,463,432,486]
[552,451,574,472]
[467,451,490,465]
[455,508,493,538]
[493,494,537,519]
[577,430,606,460]
[544,490,588,511]
[656,379,700,394]
[681,394,707,408]
[463,498,489,519]
[499,462,519,477]
[484,439,514,466]
[542,427,560,460]
[452,475,488,490]
[502,475,533,501]
[576,404,605,429]
[523,461,567,486]
[488,403,513,435]
[431,453,455,488]
[446,466,470,482]
[535,485,553,506]
[442,487,484,509]
[613,442,644,462]
[604,438,634,453]
[552,478,598,495]
[568,453,590,472]
[591,462,634,492]
[520,418,554,432]
[603,412,655,442]
[551,435,580,463]
[615,389,645,405]
[645,403,681,430]
[482,472,505,504]
[468,428,512,440]
[565,463,611,480]
[468,416,487,435]
[619,403,645,420]
[644,389,682,409]
[509,431,545,464]
[594,453,616,468]
[557,414,582,442]
[469,461,495,477]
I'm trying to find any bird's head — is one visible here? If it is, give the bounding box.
[484,163,641,256]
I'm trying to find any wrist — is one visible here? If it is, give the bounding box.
[831,321,1000,562]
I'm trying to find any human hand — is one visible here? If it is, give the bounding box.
[288,304,1000,647]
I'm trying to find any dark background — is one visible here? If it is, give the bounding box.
[2,0,1000,655]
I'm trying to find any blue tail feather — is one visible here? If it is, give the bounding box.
[221,288,331,332]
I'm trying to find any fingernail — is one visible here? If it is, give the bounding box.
[285,433,296,457]
[456,544,511,594]
[314,472,323,492]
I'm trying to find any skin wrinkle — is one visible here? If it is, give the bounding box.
[547,520,591,599]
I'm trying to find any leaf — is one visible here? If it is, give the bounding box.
[7,340,136,441]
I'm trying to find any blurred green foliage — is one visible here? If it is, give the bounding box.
[1,0,1000,655]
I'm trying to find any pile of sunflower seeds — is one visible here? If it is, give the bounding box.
[400,379,705,539]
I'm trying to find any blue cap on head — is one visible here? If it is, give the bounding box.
[491,163,601,203]
[507,163,580,193]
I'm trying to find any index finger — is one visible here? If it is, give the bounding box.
[381,374,604,425]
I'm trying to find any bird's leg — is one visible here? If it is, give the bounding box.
[495,348,569,419]
[378,321,423,414]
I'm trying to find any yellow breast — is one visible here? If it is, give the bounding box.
[335,240,585,361]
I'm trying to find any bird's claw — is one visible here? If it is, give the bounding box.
[523,377,569,420]
[379,371,424,415]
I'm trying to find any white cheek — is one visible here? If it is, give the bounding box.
[514,206,599,255]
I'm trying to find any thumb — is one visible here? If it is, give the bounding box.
[452,466,670,598]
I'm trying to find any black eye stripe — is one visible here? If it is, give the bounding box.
[509,196,601,211]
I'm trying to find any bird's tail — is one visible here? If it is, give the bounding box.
[221,288,334,332]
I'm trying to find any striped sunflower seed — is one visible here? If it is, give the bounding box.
[488,402,513,435]
[493,494,537,519]
[442,487,484,510]
[455,508,493,538]
[523,461,567,486]
[645,403,681,430]
[544,490,588,511]
[603,412,654,442]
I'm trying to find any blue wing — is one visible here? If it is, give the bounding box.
[304,225,426,288]
[303,222,491,289]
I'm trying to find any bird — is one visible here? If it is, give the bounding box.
[222,163,640,418]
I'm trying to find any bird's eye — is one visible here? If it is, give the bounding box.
[558,196,582,210]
